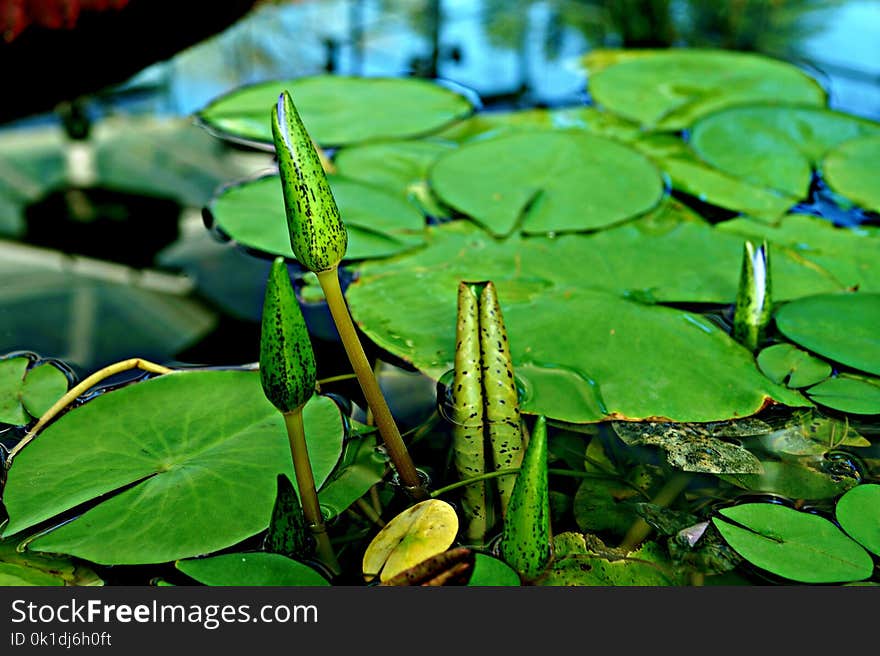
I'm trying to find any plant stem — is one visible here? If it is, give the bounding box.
[6,358,173,464]
[283,409,340,575]
[620,472,692,552]
[316,267,427,499]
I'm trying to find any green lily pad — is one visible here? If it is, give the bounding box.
[774,293,880,376]
[1,370,344,565]
[208,174,426,262]
[712,503,873,583]
[822,135,880,212]
[197,76,473,147]
[333,139,456,217]
[836,484,880,556]
[467,553,521,586]
[718,460,859,500]
[585,49,825,131]
[805,374,880,414]
[429,131,664,236]
[176,552,330,586]
[0,356,69,426]
[691,106,880,199]
[318,433,388,519]
[0,538,103,586]
[541,532,681,586]
[718,214,880,294]
[757,343,832,389]
[346,218,812,423]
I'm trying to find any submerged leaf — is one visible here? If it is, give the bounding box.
[361,499,459,583]
[719,460,858,500]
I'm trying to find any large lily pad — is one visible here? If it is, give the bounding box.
[176,552,330,586]
[712,503,873,583]
[0,356,69,426]
[836,484,880,557]
[429,131,664,236]
[774,292,880,376]
[197,76,473,148]
[805,374,880,415]
[584,49,825,131]
[208,174,426,262]
[346,217,825,423]
[691,106,880,199]
[1,370,345,564]
[821,135,880,213]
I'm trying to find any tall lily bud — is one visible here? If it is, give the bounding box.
[733,240,772,352]
[260,257,316,413]
[271,90,348,273]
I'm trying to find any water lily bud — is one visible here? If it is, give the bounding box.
[733,240,772,352]
[500,415,551,580]
[271,90,348,273]
[260,257,317,413]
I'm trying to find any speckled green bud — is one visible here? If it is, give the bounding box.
[733,240,772,352]
[260,257,317,413]
[271,90,348,273]
[500,415,551,581]
[451,282,487,543]
[479,281,524,517]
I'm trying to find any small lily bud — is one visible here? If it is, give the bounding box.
[733,240,772,352]
[260,257,316,413]
[271,90,348,273]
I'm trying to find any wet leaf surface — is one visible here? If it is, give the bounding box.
[822,135,880,212]
[805,374,880,415]
[430,131,664,236]
[2,370,344,564]
[467,553,521,586]
[176,552,330,586]
[836,484,880,556]
[584,49,825,130]
[197,76,473,147]
[712,503,873,583]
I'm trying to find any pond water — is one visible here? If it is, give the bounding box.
[0,0,879,587]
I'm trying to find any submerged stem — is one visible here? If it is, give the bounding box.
[316,267,427,500]
[620,472,692,552]
[6,358,173,464]
[283,409,340,575]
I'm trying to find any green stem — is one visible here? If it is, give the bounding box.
[620,472,692,552]
[283,409,340,575]
[430,466,615,499]
[7,357,173,464]
[316,267,427,500]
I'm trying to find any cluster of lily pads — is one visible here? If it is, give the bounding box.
[1,48,878,587]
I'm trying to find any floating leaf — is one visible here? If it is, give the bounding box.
[540,532,681,586]
[757,344,832,389]
[0,356,69,425]
[467,553,521,586]
[822,135,880,212]
[806,374,880,415]
[0,538,102,586]
[612,421,764,474]
[691,106,880,198]
[197,76,473,147]
[585,49,825,130]
[361,499,459,583]
[2,370,344,564]
[712,503,873,583]
[208,174,425,262]
[176,552,329,586]
[430,131,664,236]
[333,139,455,217]
[836,484,880,556]
[347,218,811,424]
[774,293,880,376]
[718,460,858,500]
